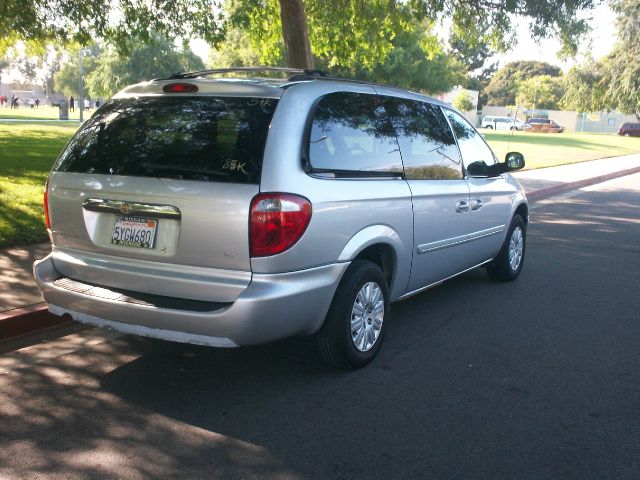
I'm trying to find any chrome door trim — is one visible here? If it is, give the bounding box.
[467,225,505,241]
[417,225,505,254]
[417,233,468,254]
[83,198,182,219]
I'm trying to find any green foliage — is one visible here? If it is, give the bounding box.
[340,24,465,94]
[452,91,475,112]
[486,61,563,106]
[449,24,497,72]
[87,39,205,98]
[1,0,226,56]
[215,12,463,94]
[231,0,418,70]
[209,29,262,67]
[602,0,640,119]
[516,75,565,110]
[560,60,607,112]
[54,45,102,97]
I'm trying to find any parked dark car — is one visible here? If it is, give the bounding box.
[526,118,564,133]
[618,122,640,137]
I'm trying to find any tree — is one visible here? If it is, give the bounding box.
[209,29,262,67]
[560,60,607,112]
[449,26,498,109]
[333,21,465,94]
[4,0,599,72]
[485,61,563,106]
[0,58,10,88]
[1,0,226,56]
[234,0,597,70]
[212,16,464,94]
[54,45,102,97]
[5,0,599,69]
[516,75,564,110]
[602,0,640,119]
[448,24,497,79]
[452,91,475,112]
[84,37,205,98]
[16,59,37,87]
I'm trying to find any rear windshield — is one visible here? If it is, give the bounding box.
[53,96,278,184]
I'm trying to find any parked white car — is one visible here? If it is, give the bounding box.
[481,116,525,131]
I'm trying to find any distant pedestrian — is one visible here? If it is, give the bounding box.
[69,96,75,112]
[10,93,15,109]
[12,96,18,108]
[35,98,40,109]
[84,98,90,110]
[95,99,100,109]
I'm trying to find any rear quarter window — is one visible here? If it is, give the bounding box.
[54,96,278,184]
[307,92,403,175]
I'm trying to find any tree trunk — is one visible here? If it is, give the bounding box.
[278,0,314,69]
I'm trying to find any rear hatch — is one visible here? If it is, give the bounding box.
[47,88,279,302]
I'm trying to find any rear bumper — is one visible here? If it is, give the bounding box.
[34,253,348,346]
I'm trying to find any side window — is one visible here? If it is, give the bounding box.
[308,92,402,174]
[384,97,463,180]
[444,109,496,177]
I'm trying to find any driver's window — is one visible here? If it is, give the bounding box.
[308,92,402,173]
[443,109,496,177]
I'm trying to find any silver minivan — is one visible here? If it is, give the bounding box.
[34,68,528,368]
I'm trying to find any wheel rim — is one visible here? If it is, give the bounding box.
[508,226,524,271]
[350,281,384,352]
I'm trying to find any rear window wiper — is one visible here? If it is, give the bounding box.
[142,163,232,180]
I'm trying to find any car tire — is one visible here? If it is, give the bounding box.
[486,125,493,129]
[510,126,516,131]
[624,132,631,137]
[316,260,389,369]
[486,215,526,282]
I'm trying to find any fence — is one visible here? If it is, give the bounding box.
[480,105,637,133]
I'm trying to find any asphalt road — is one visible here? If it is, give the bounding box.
[1,174,639,480]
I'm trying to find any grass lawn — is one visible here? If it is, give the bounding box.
[0,104,91,121]
[0,121,78,247]
[483,130,640,169]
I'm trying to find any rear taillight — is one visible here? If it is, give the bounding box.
[250,193,312,257]
[43,178,51,229]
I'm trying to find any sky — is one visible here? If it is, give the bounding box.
[495,3,616,69]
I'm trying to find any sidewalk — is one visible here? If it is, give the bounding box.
[513,153,640,201]
[2,153,640,341]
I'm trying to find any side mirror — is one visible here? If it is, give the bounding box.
[498,152,525,173]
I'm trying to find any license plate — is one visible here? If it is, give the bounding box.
[111,216,157,249]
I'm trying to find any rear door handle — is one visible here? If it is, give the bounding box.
[471,198,483,210]
[456,200,470,213]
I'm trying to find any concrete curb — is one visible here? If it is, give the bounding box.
[0,303,71,342]
[525,165,640,202]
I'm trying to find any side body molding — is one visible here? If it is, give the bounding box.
[338,225,411,301]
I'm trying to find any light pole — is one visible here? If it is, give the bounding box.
[78,49,84,123]
[532,79,538,118]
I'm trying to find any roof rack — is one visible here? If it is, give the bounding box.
[164,67,329,80]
